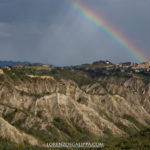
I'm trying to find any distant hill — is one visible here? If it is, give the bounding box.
[0,61,31,67]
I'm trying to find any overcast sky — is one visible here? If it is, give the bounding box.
[0,0,150,66]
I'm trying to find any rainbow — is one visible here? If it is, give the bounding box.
[66,0,148,62]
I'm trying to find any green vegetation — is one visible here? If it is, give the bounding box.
[22,128,52,143]
[1,112,150,149]
[18,90,51,98]
[2,66,95,87]
[52,117,99,142]
[123,114,146,130]
[3,112,15,122]
[115,122,137,135]
[104,128,150,150]
[1,128,150,149]
[1,64,150,88]
[49,68,95,86]
[0,138,48,150]
[70,118,99,142]
[103,128,112,136]
[53,118,73,137]
[3,68,27,82]
[0,74,4,81]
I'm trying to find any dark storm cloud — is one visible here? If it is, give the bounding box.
[0,0,150,65]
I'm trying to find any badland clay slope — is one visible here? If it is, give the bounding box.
[0,67,150,146]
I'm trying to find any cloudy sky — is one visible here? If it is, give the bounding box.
[0,0,150,66]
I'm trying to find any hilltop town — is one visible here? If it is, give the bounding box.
[1,60,150,78]
[65,60,150,76]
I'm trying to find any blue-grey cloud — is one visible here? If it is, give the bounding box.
[0,0,149,65]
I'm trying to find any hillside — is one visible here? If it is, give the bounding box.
[0,63,150,149]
